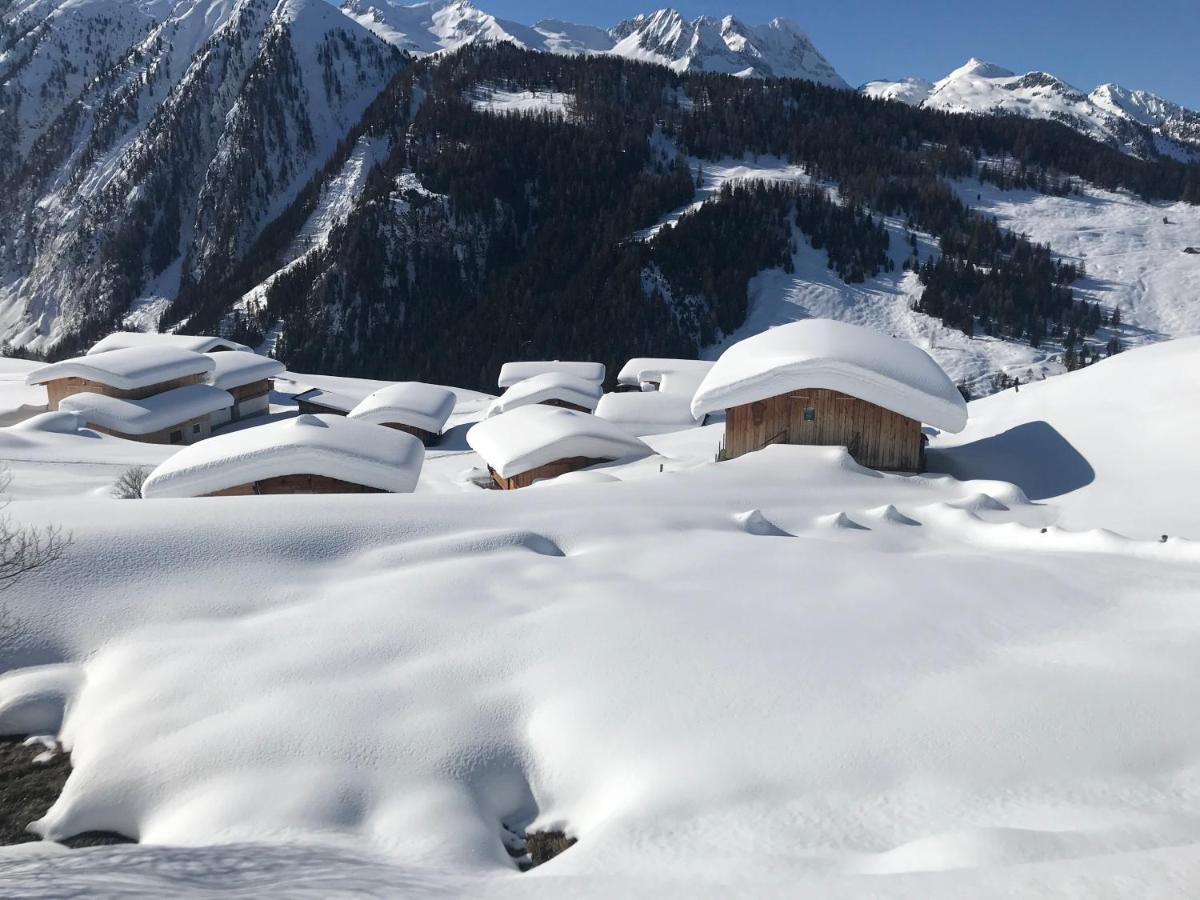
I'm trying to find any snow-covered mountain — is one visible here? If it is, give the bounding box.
[863,58,1200,161]
[338,1,847,86]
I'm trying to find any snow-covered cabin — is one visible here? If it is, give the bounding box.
[88,332,250,355]
[595,390,700,437]
[140,414,424,498]
[692,320,968,472]
[467,404,650,490]
[486,372,603,418]
[347,383,456,445]
[616,358,714,394]
[208,352,285,426]
[59,384,233,445]
[293,387,358,416]
[496,360,606,390]
[26,347,216,411]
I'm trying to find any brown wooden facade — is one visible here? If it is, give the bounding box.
[296,398,349,416]
[207,473,386,496]
[85,414,212,446]
[489,456,608,490]
[227,378,273,421]
[720,388,924,472]
[45,373,205,411]
[541,398,592,413]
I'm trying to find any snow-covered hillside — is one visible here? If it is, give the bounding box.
[0,336,1199,895]
[863,58,1200,161]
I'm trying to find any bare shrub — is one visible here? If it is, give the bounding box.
[110,466,150,500]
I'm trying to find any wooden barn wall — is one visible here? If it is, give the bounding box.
[723,388,923,472]
[490,456,609,490]
[207,474,386,496]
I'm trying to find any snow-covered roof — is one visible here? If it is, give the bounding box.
[496,360,606,389]
[293,387,358,412]
[595,391,701,436]
[691,319,968,433]
[208,351,285,390]
[617,358,714,393]
[347,383,456,434]
[467,404,650,478]
[141,414,424,498]
[27,347,216,390]
[486,372,603,418]
[87,332,251,355]
[60,385,233,436]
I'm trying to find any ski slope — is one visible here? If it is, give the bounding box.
[0,336,1198,895]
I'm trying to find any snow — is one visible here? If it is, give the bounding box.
[692,319,968,432]
[347,382,456,434]
[466,404,649,477]
[290,387,359,413]
[486,373,603,418]
[26,347,216,391]
[141,414,424,498]
[616,358,714,395]
[496,361,605,390]
[59,385,234,436]
[594,391,699,436]
[467,86,573,119]
[206,351,285,391]
[0,336,1197,893]
[0,664,83,736]
[930,336,1200,540]
[87,333,251,356]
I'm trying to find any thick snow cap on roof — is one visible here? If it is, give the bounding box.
[496,360,606,389]
[595,391,700,436]
[60,385,233,435]
[467,404,651,478]
[347,383,456,434]
[617,358,715,393]
[88,332,250,355]
[486,372,603,418]
[208,351,285,390]
[27,347,216,390]
[691,319,968,433]
[141,414,424,498]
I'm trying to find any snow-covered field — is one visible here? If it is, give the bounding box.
[1,336,1199,896]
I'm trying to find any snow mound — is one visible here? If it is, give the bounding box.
[141,414,424,497]
[207,352,285,391]
[616,358,714,395]
[733,508,791,536]
[496,361,605,390]
[486,373,602,418]
[466,404,650,478]
[348,383,456,434]
[692,319,968,432]
[11,411,84,434]
[0,664,84,735]
[87,333,250,355]
[60,386,233,436]
[594,391,699,436]
[27,347,216,391]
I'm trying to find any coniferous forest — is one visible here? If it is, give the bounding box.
[161,43,1199,389]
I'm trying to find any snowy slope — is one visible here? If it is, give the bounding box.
[863,58,1200,161]
[0,339,1198,895]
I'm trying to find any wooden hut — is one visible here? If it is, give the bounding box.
[487,372,603,418]
[616,358,714,394]
[347,382,456,446]
[26,347,217,411]
[691,320,968,473]
[59,384,233,445]
[467,404,650,490]
[208,351,285,427]
[140,414,424,497]
[497,360,605,391]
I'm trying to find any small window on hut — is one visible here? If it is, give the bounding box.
[170,429,183,444]
[803,407,816,422]
[192,423,202,435]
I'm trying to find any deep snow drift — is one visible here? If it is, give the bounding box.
[0,339,1198,896]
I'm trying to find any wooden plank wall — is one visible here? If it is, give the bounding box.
[723,388,923,472]
[84,414,211,445]
[382,422,437,446]
[46,373,205,410]
[207,474,386,496]
[490,456,609,490]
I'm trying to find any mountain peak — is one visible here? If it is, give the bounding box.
[944,57,1016,82]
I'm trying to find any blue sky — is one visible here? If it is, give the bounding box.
[482,0,1200,107]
